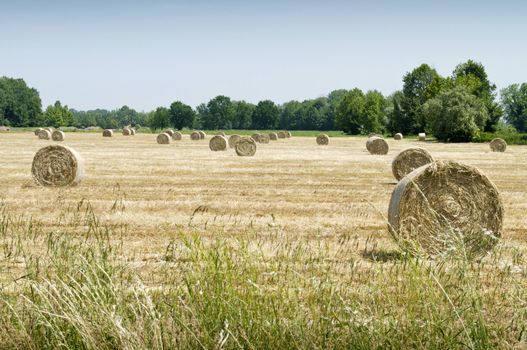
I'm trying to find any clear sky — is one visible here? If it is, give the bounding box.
[1,0,526,111]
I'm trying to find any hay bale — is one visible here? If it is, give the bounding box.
[366,136,389,155]
[38,129,51,140]
[392,147,434,181]
[103,129,113,137]
[490,138,507,152]
[269,132,278,141]
[190,131,201,140]
[157,133,171,144]
[34,128,44,136]
[216,131,226,136]
[277,131,286,139]
[235,137,257,157]
[164,129,174,137]
[388,160,503,258]
[122,128,131,136]
[45,127,54,133]
[228,134,241,148]
[316,134,329,145]
[31,145,84,187]
[259,134,270,144]
[172,131,182,141]
[198,131,206,139]
[52,130,65,141]
[418,133,426,141]
[394,133,403,140]
[209,135,228,151]
[130,128,136,135]
[251,133,261,143]
[285,131,291,138]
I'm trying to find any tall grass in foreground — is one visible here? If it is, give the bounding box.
[0,201,525,349]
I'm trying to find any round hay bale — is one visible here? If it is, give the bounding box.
[316,134,329,145]
[394,133,403,140]
[251,133,261,143]
[45,127,54,133]
[122,128,131,136]
[52,130,65,141]
[157,133,171,144]
[228,134,241,148]
[366,136,389,155]
[285,131,291,138]
[235,137,257,157]
[269,132,278,141]
[490,138,507,152]
[418,133,426,141]
[38,129,51,140]
[172,131,182,141]
[103,129,113,137]
[259,134,270,144]
[31,145,84,187]
[216,131,226,136]
[209,135,228,151]
[130,128,136,135]
[392,147,434,181]
[164,129,174,137]
[34,128,44,136]
[388,160,503,258]
[198,131,206,139]
[277,131,286,139]
[190,131,201,140]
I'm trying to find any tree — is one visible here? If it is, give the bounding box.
[362,90,386,133]
[423,86,488,142]
[148,107,170,131]
[169,101,195,130]
[501,83,527,132]
[279,100,301,130]
[336,88,365,134]
[252,100,279,129]
[386,91,406,134]
[0,77,42,126]
[232,101,255,129]
[201,95,235,129]
[42,101,74,127]
[325,89,347,130]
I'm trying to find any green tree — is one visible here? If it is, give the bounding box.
[169,101,195,130]
[0,77,42,126]
[148,107,170,131]
[232,101,255,129]
[362,90,386,133]
[252,100,279,129]
[423,86,488,142]
[201,96,235,129]
[386,91,406,134]
[325,89,347,130]
[42,101,74,127]
[279,101,301,130]
[336,88,365,134]
[501,83,527,132]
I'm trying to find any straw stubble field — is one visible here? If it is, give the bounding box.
[0,132,527,349]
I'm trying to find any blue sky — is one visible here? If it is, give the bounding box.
[1,0,526,111]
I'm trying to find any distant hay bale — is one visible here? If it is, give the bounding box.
[130,128,136,135]
[34,128,44,136]
[392,147,434,181]
[316,134,330,145]
[45,127,54,133]
[259,134,270,144]
[394,133,403,140]
[198,131,206,139]
[418,133,426,141]
[388,160,503,258]
[52,130,65,141]
[366,136,389,155]
[251,133,261,143]
[172,131,182,141]
[31,145,84,187]
[490,138,507,152]
[209,135,228,151]
[164,129,174,137]
[269,132,278,141]
[228,134,241,148]
[235,137,257,157]
[190,131,201,140]
[285,131,291,138]
[103,129,113,137]
[216,131,226,136]
[38,129,51,140]
[157,133,171,144]
[122,128,131,136]
[277,131,286,139]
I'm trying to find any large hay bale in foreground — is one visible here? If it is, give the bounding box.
[190,131,201,140]
[251,133,261,143]
[31,145,84,187]
[235,137,257,157]
[209,135,228,151]
[392,147,434,181]
[122,128,131,136]
[172,131,182,141]
[394,133,403,140]
[164,129,174,137]
[388,160,503,258]
[38,129,51,140]
[157,133,171,144]
[198,131,206,139]
[366,136,389,155]
[228,134,241,148]
[34,128,44,136]
[259,133,270,144]
[490,138,507,152]
[103,129,113,137]
[277,131,286,139]
[52,130,65,141]
[418,133,426,141]
[269,132,278,141]
[316,134,329,145]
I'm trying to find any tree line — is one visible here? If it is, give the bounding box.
[1,59,527,142]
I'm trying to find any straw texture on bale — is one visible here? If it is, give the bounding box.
[392,147,434,181]
[388,160,503,258]
[228,134,241,148]
[198,131,206,139]
[216,131,226,136]
[418,133,426,141]
[394,133,403,140]
[316,134,330,145]
[490,138,507,152]
[269,132,278,141]
[235,137,257,157]
[34,128,44,136]
[156,133,171,144]
[103,129,113,137]
[285,131,291,138]
[251,133,261,143]
[31,145,85,187]
[209,135,228,151]
[164,129,174,137]
[366,136,389,155]
[122,128,131,136]
[38,129,51,140]
[190,131,201,140]
[259,134,270,144]
[52,130,65,141]
[277,131,286,139]
[172,131,182,141]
